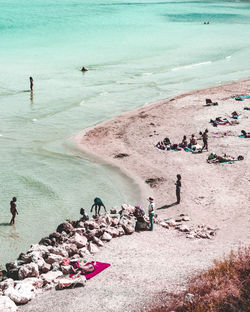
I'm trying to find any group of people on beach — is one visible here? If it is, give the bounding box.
[156,130,208,152]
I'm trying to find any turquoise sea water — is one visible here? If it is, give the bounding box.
[0,0,250,265]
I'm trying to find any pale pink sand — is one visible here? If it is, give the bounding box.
[20,79,250,312]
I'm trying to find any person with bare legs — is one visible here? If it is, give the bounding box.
[10,197,18,225]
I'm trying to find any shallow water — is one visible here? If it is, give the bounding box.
[0,0,250,265]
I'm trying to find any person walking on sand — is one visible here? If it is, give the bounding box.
[29,77,33,91]
[91,197,107,216]
[147,197,155,231]
[201,129,209,151]
[175,174,182,204]
[10,197,18,225]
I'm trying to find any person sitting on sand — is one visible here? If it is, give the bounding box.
[179,135,188,148]
[80,208,89,221]
[241,130,250,138]
[189,134,197,146]
[156,141,165,150]
[91,197,107,216]
[10,197,18,225]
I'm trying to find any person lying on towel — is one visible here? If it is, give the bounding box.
[241,130,250,138]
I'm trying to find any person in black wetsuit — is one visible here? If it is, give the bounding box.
[91,197,107,216]
[10,197,18,225]
[175,175,182,204]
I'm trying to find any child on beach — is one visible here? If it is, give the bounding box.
[10,197,18,225]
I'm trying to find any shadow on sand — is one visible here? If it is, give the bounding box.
[0,222,10,226]
[157,202,178,210]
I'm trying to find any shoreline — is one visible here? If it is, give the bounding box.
[4,78,249,312]
[75,77,250,222]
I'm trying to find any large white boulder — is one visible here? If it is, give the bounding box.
[0,296,17,312]
[5,283,35,304]
[40,271,63,284]
[87,242,99,254]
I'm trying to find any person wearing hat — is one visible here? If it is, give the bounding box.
[147,197,155,231]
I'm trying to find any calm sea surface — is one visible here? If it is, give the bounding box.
[0,0,250,265]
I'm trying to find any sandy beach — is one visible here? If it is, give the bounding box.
[20,79,250,312]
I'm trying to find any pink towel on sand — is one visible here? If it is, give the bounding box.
[85,261,111,280]
[69,261,111,280]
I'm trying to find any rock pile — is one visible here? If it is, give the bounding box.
[158,214,218,239]
[0,204,138,310]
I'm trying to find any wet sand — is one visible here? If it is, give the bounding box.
[21,79,250,312]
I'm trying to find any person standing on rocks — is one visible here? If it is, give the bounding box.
[10,197,18,225]
[147,197,155,231]
[175,174,182,204]
[91,197,107,216]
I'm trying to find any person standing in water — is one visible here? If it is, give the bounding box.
[91,197,107,216]
[29,77,33,91]
[175,174,182,204]
[10,197,18,225]
[147,197,155,231]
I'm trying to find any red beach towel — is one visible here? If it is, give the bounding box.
[85,261,111,280]
[69,261,111,280]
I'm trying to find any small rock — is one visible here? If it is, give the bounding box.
[182,216,190,221]
[41,262,51,273]
[45,254,63,265]
[18,263,39,280]
[100,232,112,242]
[105,227,120,238]
[68,233,88,248]
[56,222,74,234]
[92,236,104,247]
[159,222,169,229]
[177,225,190,232]
[185,293,194,303]
[165,219,177,227]
[88,242,99,254]
[51,262,60,271]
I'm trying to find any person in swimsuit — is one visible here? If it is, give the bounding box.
[201,129,209,151]
[147,197,155,231]
[29,77,33,91]
[91,197,107,216]
[10,197,18,225]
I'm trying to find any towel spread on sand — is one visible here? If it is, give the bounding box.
[70,261,111,280]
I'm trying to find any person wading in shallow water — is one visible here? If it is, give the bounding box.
[91,197,107,216]
[10,197,18,225]
[147,197,155,231]
[175,174,182,204]
[29,77,33,91]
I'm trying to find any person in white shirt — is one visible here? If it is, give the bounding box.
[147,197,155,231]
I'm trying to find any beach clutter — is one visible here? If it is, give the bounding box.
[0,203,218,309]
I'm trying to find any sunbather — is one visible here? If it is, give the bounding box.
[179,135,188,148]
[207,153,244,163]
[231,111,241,119]
[189,134,197,146]
[156,141,166,150]
[241,130,250,138]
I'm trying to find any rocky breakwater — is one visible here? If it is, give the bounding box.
[0,204,139,311]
